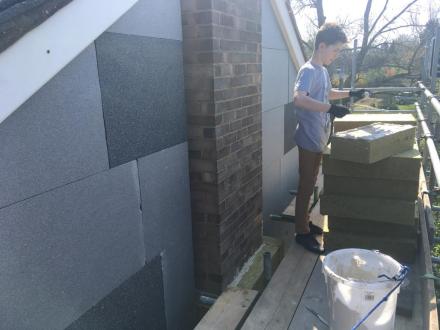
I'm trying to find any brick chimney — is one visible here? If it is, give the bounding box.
[181,0,262,293]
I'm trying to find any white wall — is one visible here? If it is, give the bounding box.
[262,0,300,236]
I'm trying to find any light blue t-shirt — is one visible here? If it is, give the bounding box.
[294,61,332,153]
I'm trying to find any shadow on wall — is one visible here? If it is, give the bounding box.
[284,102,298,153]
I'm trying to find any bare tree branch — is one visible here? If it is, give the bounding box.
[306,15,319,29]
[380,24,424,35]
[315,0,326,27]
[406,42,423,71]
[363,0,372,43]
[368,0,418,47]
[369,0,389,36]
[301,38,313,52]
[289,0,425,86]
[292,0,325,28]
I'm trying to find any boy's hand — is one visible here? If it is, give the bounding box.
[328,104,350,118]
[349,89,366,99]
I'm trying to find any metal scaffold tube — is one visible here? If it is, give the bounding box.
[362,86,423,93]
[416,103,440,189]
[419,82,440,117]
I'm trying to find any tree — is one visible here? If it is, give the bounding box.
[292,0,434,86]
[292,0,326,28]
[356,0,418,73]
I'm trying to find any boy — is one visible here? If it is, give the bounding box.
[293,23,364,254]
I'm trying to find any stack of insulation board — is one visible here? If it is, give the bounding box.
[320,121,421,263]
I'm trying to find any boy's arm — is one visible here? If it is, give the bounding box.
[329,89,350,100]
[294,90,351,118]
[293,90,331,112]
[329,88,366,100]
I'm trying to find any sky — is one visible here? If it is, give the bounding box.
[292,0,439,46]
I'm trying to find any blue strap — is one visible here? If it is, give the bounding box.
[351,266,410,330]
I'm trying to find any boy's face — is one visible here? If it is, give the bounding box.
[319,42,344,65]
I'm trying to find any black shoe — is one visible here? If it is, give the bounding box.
[309,221,323,235]
[295,233,325,254]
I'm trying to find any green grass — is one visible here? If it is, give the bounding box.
[397,104,416,110]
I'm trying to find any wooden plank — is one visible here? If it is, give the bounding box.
[242,192,324,329]
[241,242,316,329]
[195,288,258,330]
[265,246,317,329]
[288,257,329,330]
[418,168,440,330]
[242,170,325,329]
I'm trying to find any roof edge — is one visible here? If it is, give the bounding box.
[270,0,306,70]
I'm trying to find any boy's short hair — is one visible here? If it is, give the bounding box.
[314,23,347,49]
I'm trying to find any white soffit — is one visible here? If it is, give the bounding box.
[270,0,305,70]
[0,0,139,125]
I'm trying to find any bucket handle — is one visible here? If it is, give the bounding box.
[351,265,410,330]
[377,265,409,281]
[372,250,408,282]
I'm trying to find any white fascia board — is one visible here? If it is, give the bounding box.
[270,0,305,70]
[0,0,139,125]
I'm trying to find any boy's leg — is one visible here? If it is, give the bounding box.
[312,152,322,193]
[295,147,322,234]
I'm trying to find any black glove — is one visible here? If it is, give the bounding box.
[349,89,366,99]
[328,104,350,118]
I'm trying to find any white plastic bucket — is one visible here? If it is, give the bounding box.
[322,249,403,330]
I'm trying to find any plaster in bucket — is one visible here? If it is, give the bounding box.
[322,249,403,330]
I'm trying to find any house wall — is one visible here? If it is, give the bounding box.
[261,0,299,235]
[0,1,194,329]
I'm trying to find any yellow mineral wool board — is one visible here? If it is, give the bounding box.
[320,193,416,225]
[323,142,421,181]
[334,113,416,133]
[327,216,418,239]
[324,230,417,264]
[330,123,416,164]
[323,175,419,200]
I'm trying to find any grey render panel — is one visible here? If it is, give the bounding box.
[0,162,145,330]
[95,33,187,168]
[262,151,298,238]
[0,43,108,209]
[280,146,299,206]
[288,59,298,102]
[262,158,283,224]
[262,0,286,50]
[284,102,298,154]
[262,48,289,111]
[66,256,166,330]
[107,0,183,41]
[262,106,284,167]
[138,142,195,329]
